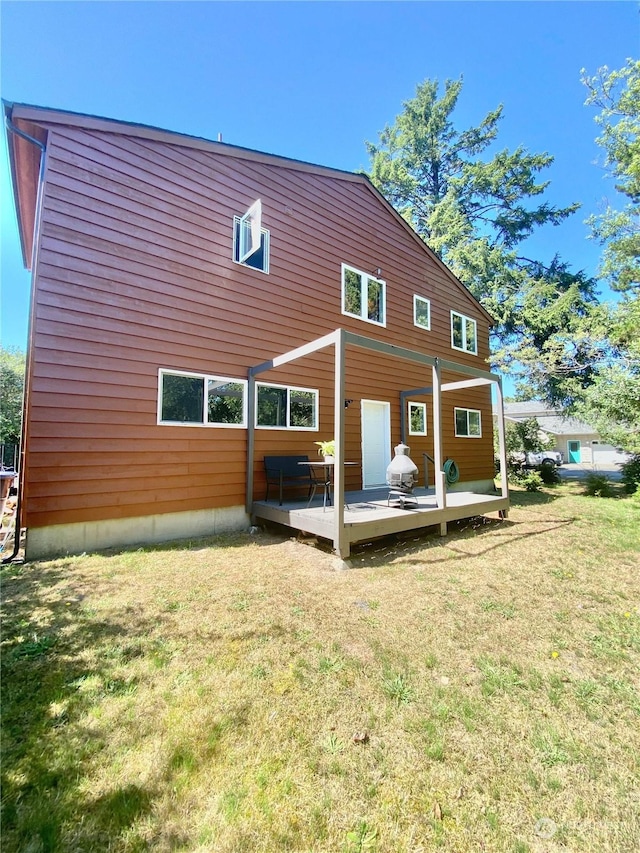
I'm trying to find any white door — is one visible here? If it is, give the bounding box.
[361,400,391,488]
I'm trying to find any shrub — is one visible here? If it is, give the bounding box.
[507,465,547,492]
[539,460,561,485]
[521,471,544,492]
[620,454,640,494]
[583,472,615,498]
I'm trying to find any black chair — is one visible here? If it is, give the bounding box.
[264,455,313,506]
[306,462,332,510]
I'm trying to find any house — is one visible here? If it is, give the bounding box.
[4,101,509,560]
[503,401,626,465]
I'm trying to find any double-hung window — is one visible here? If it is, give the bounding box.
[408,401,427,436]
[454,407,482,438]
[451,311,477,355]
[159,370,247,427]
[256,383,318,430]
[342,264,386,326]
[413,295,431,331]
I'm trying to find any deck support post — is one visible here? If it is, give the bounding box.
[246,371,256,514]
[333,329,348,558]
[493,376,509,501]
[432,359,445,509]
[440,521,447,536]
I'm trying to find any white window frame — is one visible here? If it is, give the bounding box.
[233,214,270,273]
[341,263,386,327]
[413,295,431,331]
[454,407,482,438]
[158,369,247,428]
[450,310,478,355]
[255,382,318,431]
[239,199,262,263]
[408,401,427,436]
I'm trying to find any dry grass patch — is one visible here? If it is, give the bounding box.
[1,483,639,852]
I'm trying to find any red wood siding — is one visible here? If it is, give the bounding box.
[22,125,495,530]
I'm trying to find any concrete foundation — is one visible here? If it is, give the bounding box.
[24,505,250,561]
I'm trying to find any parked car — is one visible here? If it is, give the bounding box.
[525,450,563,467]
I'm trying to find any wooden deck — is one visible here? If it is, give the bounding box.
[252,486,509,558]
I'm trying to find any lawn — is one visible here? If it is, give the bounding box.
[1,483,639,852]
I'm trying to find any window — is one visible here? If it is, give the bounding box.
[233,200,270,273]
[159,370,247,427]
[451,311,478,355]
[455,407,482,438]
[342,264,386,326]
[413,295,431,330]
[256,383,318,430]
[408,401,427,436]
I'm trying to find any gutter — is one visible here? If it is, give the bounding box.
[2,111,47,563]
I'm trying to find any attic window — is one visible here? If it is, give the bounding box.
[233,199,269,272]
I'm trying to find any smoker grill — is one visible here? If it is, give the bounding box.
[386,442,419,508]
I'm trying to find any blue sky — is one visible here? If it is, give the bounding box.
[1,0,636,353]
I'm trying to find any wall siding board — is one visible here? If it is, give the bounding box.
[21,124,496,533]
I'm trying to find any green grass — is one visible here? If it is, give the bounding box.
[1,482,639,852]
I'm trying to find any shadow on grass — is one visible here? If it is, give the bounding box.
[0,560,172,852]
[348,486,578,568]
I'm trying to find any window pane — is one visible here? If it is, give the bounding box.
[465,318,477,353]
[162,374,204,423]
[208,380,244,425]
[234,219,268,271]
[367,277,383,323]
[409,403,425,434]
[468,410,481,436]
[455,409,468,435]
[415,297,430,329]
[245,233,266,270]
[344,268,362,316]
[239,218,253,261]
[257,385,287,427]
[290,389,316,428]
[452,313,463,349]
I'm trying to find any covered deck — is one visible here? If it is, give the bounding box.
[246,328,509,559]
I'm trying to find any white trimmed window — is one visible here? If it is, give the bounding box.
[233,199,270,273]
[413,295,431,330]
[455,407,482,438]
[159,370,247,427]
[451,311,478,355]
[342,264,386,326]
[256,383,318,430]
[408,401,427,436]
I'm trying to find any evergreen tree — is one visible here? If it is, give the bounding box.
[572,60,640,453]
[582,58,639,294]
[366,78,596,385]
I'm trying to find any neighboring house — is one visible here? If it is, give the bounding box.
[503,401,626,465]
[5,102,509,560]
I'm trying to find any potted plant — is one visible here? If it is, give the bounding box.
[314,440,335,462]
